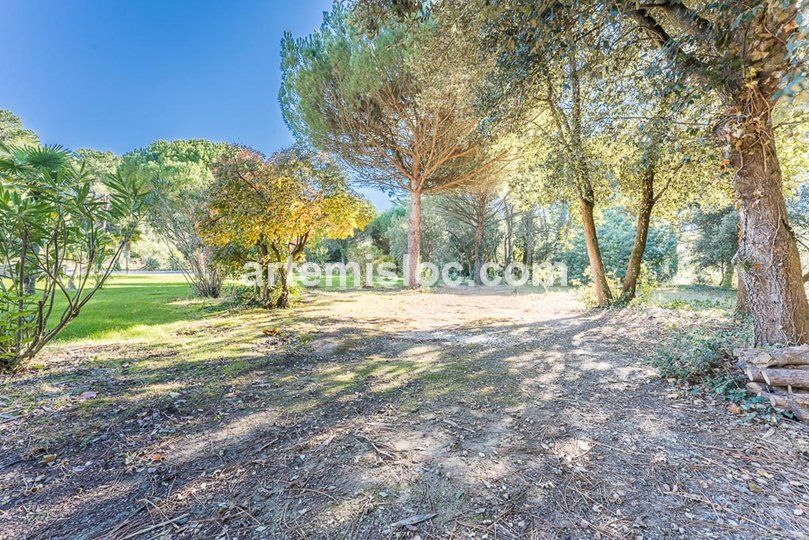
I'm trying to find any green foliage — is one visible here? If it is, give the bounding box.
[560,207,677,285]
[365,206,407,254]
[123,139,229,297]
[0,110,39,147]
[651,321,755,405]
[0,144,146,369]
[689,205,739,287]
[280,3,497,195]
[578,274,622,308]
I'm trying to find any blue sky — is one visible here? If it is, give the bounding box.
[0,0,393,208]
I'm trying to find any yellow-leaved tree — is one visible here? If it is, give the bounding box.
[202,146,375,308]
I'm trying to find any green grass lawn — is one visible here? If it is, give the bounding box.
[46,272,401,345]
[48,273,201,343]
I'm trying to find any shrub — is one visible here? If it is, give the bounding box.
[578,274,622,308]
[142,257,161,271]
[221,282,303,310]
[651,322,752,400]
[0,144,145,370]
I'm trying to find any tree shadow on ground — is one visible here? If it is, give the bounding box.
[1,291,807,539]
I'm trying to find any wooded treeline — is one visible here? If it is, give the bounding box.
[1,0,807,373]
[279,0,808,346]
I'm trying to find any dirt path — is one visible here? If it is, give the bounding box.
[1,289,808,539]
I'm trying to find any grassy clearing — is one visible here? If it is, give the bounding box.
[645,284,737,310]
[46,275,739,346]
[46,272,405,345]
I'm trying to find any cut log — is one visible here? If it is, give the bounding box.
[745,382,809,421]
[767,392,809,410]
[745,367,809,389]
[745,382,809,407]
[745,381,769,395]
[735,345,809,368]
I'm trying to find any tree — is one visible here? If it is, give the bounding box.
[76,149,133,271]
[624,0,808,344]
[365,206,407,256]
[606,91,725,302]
[436,183,504,285]
[280,3,504,287]
[0,110,39,147]
[124,140,227,297]
[203,147,374,308]
[464,0,632,306]
[560,207,678,287]
[689,205,739,288]
[386,198,456,273]
[0,144,145,370]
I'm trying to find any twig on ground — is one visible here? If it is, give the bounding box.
[354,434,396,459]
[117,513,190,540]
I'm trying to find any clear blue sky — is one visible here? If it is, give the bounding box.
[0,0,393,208]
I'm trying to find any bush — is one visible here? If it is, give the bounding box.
[142,257,161,271]
[0,145,144,370]
[651,322,752,401]
[220,282,303,310]
[578,274,622,308]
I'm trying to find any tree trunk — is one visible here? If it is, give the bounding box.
[522,207,536,272]
[504,203,514,266]
[579,196,613,307]
[259,243,270,307]
[728,99,809,345]
[567,46,611,307]
[276,262,290,309]
[473,210,485,286]
[621,168,655,303]
[736,271,750,315]
[720,261,734,289]
[405,190,422,288]
[124,240,131,274]
[745,366,809,389]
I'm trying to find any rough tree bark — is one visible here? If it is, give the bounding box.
[579,194,613,307]
[736,272,750,315]
[473,200,486,286]
[727,97,809,344]
[276,266,290,309]
[628,0,809,344]
[405,191,422,288]
[621,167,655,302]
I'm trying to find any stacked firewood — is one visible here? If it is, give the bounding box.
[735,345,809,421]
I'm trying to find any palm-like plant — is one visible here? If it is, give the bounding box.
[0,143,146,370]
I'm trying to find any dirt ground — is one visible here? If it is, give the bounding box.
[1,289,808,539]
